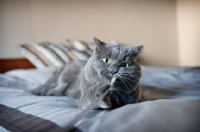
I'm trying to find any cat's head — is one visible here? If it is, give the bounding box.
[86,37,143,108]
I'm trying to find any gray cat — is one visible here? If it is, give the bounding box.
[32,37,143,109]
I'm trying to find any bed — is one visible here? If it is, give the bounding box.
[1,65,200,132]
[0,40,200,132]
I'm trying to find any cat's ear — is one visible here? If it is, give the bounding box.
[131,45,143,56]
[93,37,105,53]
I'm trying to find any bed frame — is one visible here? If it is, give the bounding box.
[0,58,35,73]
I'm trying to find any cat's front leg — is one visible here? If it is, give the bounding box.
[79,83,111,109]
[95,83,111,109]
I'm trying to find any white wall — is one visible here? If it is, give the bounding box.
[0,0,33,58]
[0,0,182,66]
[176,0,200,67]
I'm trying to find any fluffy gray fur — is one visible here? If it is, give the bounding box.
[32,37,143,109]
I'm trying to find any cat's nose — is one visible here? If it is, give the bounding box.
[109,64,119,75]
[111,70,118,75]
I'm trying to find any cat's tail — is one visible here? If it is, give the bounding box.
[140,85,179,101]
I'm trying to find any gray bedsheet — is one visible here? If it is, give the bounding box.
[0,66,200,132]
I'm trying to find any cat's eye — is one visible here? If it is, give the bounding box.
[102,58,110,64]
[120,63,129,67]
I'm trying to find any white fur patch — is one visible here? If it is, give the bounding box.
[111,77,116,85]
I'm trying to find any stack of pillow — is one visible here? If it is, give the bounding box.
[18,39,94,68]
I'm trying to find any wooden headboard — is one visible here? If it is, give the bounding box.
[0,58,35,73]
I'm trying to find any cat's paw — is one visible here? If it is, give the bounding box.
[31,86,49,96]
[108,90,135,108]
[31,83,57,96]
[98,95,112,109]
[46,89,63,96]
[95,84,110,98]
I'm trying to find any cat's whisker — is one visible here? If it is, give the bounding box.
[119,73,135,76]
[121,76,137,91]
[119,73,139,78]
[121,78,130,91]
[118,75,135,83]
[120,70,141,74]
[127,80,137,90]
[123,78,133,87]
[121,76,137,83]
[120,76,139,87]
[122,78,135,91]
[122,77,134,85]
[119,73,134,75]
[123,76,138,83]
[120,74,138,78]
[126,79,138,85]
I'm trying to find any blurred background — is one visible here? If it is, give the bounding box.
[0,0,199,66]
